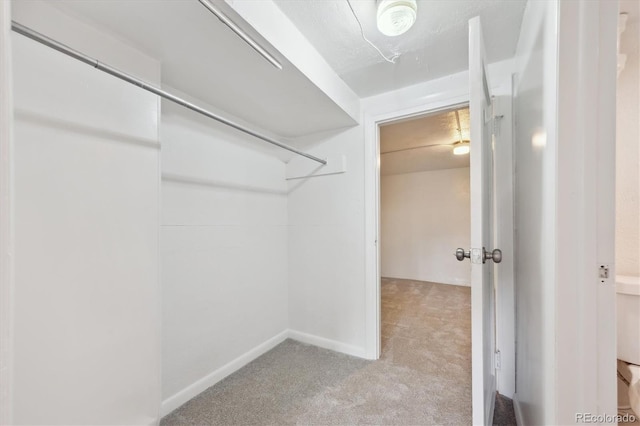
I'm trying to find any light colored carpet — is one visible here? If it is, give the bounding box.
[161,278,472,425]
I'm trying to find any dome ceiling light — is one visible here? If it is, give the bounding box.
[376,0,418,37]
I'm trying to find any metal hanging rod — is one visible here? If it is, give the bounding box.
[197,0,283,70]
[11,21,326,165]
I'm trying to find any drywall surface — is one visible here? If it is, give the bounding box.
[287,126,367,357]
[0,2,13,423]
[380,168,471,286]
[12,2,161,424]
[161,95,288,408]
[554,1,618,422]
[513,1,618,423]
[616,1,640,276]
[512,2,558,424]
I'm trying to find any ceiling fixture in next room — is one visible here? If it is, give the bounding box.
[453,141,470,155]
[452,109,470,155]
[376,0,418,37]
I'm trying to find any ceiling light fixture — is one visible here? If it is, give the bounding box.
[453,141,470,156]
[347,0,399,63]
[376,0,418,37]
[452,110,470,155]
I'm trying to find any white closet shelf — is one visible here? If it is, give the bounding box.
[41,0,359,139]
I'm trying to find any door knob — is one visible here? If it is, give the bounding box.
[456,247,502,263]
[484,248,502,263]
[455,248,470,261]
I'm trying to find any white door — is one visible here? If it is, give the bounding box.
[469,16,498,426]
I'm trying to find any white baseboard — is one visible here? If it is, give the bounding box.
[160,330,289,417]
[160,329,367,418]
[513,392,525,426]
[287,329,367,359]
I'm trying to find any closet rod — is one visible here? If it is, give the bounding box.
[11,21,327,165]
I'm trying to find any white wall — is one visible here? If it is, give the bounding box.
[11,1,161,424]
[616,1,639,276]
[512,2,558,423]
[380,168,471,286]
[0,1,13,423]
[554,1,617,422]
[160,95,289,414]
[287,126,368,357]
[512,1,618,424]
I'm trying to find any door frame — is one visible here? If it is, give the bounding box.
[370,101,470,359]
[363,82,469,361]
[362,66,516,401]
[0,1,14,424]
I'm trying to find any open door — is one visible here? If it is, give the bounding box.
[468,16,499,425]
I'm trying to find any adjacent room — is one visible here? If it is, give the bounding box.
[379,107,471,287]
[379,107,474,420]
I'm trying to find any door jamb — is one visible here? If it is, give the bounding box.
[0,1,14,423]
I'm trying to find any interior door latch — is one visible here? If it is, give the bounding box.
[455,247,502,264]
[599,264,611,284]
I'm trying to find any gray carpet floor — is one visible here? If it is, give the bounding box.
[162,278,475,425]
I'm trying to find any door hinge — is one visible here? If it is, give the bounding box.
[495,350,502,370]
[493,114,504,137]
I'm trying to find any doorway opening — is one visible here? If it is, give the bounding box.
[376,104,473,421]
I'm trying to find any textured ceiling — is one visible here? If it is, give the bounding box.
[274,0,526,97]
[380,107,470,176]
